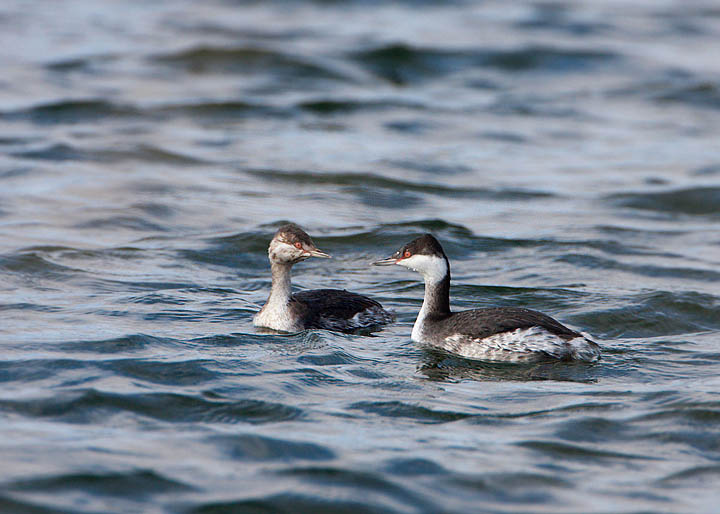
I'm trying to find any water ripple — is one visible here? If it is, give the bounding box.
[246,168,553,200]
[2,1,720,512]
[350,401,475,424]
[0,390,302,425]
[518,440,654,461]
[152,45,350,82]
[607,187,720,217]
[654,80,720,110]
[2,100,138,123]
[209,433,335,462]
[186,493,406,514]
[275,467,432,510]
[659,465,720,485]
[11,142,208,165]
[351,43,617,84]
[56,334,177,354]
[572,290,720,337]
[7,469,195,498]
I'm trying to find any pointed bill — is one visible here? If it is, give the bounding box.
[372,257,398,266]
[308,248,331,258]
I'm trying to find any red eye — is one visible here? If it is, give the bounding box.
[295,242,302,249]
[403,251,411,258]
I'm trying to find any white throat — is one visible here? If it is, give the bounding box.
[399,254,449,342]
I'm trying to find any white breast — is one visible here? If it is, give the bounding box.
[253,305,300,332]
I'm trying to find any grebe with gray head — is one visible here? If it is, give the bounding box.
[254,223,394,333]
[373,234,600,362]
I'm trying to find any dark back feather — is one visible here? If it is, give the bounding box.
[291,289,385,329]
[431,306,582,341]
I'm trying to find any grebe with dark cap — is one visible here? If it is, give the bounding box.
[254,223,394,333]
[373,234,600,362]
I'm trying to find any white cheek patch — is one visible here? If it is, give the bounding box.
[399,254,447,283]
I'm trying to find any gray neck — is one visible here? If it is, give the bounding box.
[254,260,298,331]
[266,261,293,308]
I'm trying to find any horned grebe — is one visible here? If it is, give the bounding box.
[254,223,394,333]
[373,234,600,362]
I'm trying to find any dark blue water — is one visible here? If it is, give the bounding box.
[1,1,720,512]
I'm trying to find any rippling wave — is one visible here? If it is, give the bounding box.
[608,187,720,217]
[351,43,617,85]
[2,0,720,512]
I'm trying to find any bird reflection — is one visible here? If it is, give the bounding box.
[417,349,599,383]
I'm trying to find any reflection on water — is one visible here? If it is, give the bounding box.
[417,351,601,384]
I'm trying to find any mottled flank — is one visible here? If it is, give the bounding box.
[435,326,601,362]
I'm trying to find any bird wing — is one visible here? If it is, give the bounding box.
[291,289,386,330]
[437,306,582,341]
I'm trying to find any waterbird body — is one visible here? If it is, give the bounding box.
[254,223,394,332]
[373,234,600,362]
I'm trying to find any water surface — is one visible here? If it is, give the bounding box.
[1,0,720,512]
